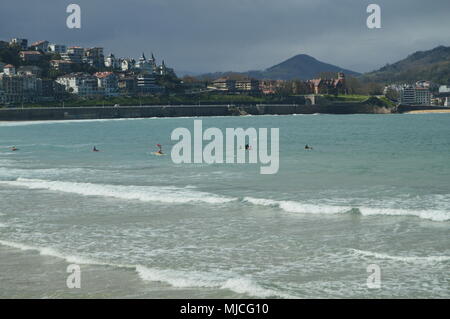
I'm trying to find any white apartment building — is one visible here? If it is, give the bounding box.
[61,47,84,64]
[48,44,67,54]
[9,38,28,50]
[104,53,120,69]
[56,73,98,96]
[399,85,432,105]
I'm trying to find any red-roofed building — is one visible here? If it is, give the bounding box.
[29,40,49,52]
[94,72,119,96]
[307,72,346,95]
[3,64,16,76]
[19,51,43,63]
[50,60,74,73]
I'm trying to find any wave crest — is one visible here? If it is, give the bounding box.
[350,249,450,263]
[0,178,236,205]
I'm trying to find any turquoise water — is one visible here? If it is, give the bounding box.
[0,114,449,298]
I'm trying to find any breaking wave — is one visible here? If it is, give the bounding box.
[0,239,293,298]
[0,178,448,222]
[350,249,450,263]
[243,196,450,222]
[0,178,236,205]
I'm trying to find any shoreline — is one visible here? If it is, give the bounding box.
[0,103,393,121]
[0,103,448,122]
[404,109,450,114]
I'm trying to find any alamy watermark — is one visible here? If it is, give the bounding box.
[66,264,81,289]
[170,120,279,175]
[366,264,381,289]
[66,4,81,29]
[367,4,381,29]
[66,4,381,30]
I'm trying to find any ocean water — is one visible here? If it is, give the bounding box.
[0,114,449,298]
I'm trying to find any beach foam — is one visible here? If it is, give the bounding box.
[243,197,450,222]
[357,207,450,222]
[0,239,292,298]
[0,240,101,265]
[350,249,450,263]
[0,178,236,205]
[135,265,295,298]
[243,197,352,214]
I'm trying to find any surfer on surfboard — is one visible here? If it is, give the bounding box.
[93,146,100,152]
[155,144,164,155]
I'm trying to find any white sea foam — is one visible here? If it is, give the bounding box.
[350,249,450,263]
[357,207,450,222]
[243,197,352,215]
[0,240,101,264]
[0,178,236,205]
[0,223,7,228]
[243,197,450,222]
[135,265,295,298]
[0,239,292,298]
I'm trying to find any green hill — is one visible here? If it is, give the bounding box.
[363,46,450,84]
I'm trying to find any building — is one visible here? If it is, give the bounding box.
[235,78,260,92]
[136,73,162,93]
[94,72,119,96]
[9,38,28,50]
[61,47,84,64]
[399,85,432,105]
[3,64,16,76]
[399,85,416,105]
[259,80,285,95]
[56,73,98,96]
[19,51,43,63]
[121,58,135,71]
[208,77,236,91]
[48,44,67,54]
[84,47,104,68]
[29,40,49,52]
[135,53,156,73]
[308,72,346,95]
[17,66,42,77]
[118,75,137,94]
[156,60,175,76]
[415,87,432,105]
[0,72,41,104]
[438,85,450,94]
[40,79,65,100]
[50,60,74,73]
[104,53,120,69]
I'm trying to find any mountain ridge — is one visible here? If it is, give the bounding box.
[361,45,450,84]
[198,54,360,80]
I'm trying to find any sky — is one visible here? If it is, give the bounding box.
[1,0,450,75]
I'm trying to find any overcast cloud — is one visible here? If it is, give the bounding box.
[1,0,449,74]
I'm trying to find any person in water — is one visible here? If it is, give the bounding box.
[156,144,164,155]
[11,146,18,151]
[93,146,99,152]
[305,144,313,150]
[245,144,252,151]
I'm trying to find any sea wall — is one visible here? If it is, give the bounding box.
[0,103,392,121]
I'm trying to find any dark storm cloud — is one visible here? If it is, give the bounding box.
[1,0,449,74]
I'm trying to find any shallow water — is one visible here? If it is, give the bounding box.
[0,114,449,298]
